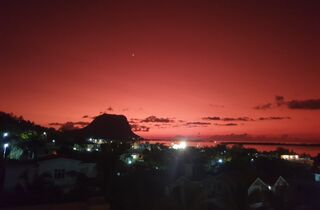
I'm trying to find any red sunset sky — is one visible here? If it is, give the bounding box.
[0,0,319,140]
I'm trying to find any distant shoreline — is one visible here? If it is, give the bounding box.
[220,142,320,147]
[144,139,320,147]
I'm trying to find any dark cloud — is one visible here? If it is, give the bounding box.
[153,124,169,129]
[73,121,90,126]
[130,116,175,130]
[254,96,320,110]
[49,121,89,131]
[254,95,286,110]
[141,116,174,123]
[258,117,291,121]
[129,118,139,124]
[48,122,63,126]
[204,115,290,122]
[203,116,254,121]
[183,121,211,128]
[185,122,211,125]
[130,124,150,132]
[59,122,78,131]
[253,103,273,110]
[275,95,285,106]
[214,123,238,126]
[107,106,114,112]
[133,118,211,129]
[202,116,221,121]
[223,117,253,121]
[287,99,320,110]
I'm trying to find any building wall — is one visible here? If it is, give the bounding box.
[3,158,97,193]
[38,158,84,188]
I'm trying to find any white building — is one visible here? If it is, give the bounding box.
[2,156,97,193]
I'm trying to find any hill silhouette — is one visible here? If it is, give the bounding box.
[0,112,140,141]
[0,111,49,134]
[76,113,140,140]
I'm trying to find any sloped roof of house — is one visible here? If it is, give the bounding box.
[37,154,96,163]
[248,176,289,195]
[248,178,270,195]
[273,176,289,187]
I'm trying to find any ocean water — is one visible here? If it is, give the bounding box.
[143,139,320,157]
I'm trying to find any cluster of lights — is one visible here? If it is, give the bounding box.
[281,155,299,160]
[88,137,108,144]
[172,141,187,150]
[73,146,100,152]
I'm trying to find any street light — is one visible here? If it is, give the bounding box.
[3,143,9,158]
[3,132,9,138]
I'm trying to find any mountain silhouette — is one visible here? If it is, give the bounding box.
[78,113,140,140]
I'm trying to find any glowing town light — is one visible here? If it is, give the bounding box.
[268,186,272,190]
[88,138,93,142]
[52,140,55,143]
[172,141,187,150]
[180,141,187,149]
[127,159,132,165]
[4,143,9,149]
[117,172,121,176]
[86,148,91,152]
[218,159,223,163]
[43,132,47,135]
[281,154,299,160]
[251,158,254,162]
[73,147,77,151]
[3,132,9,138]
[132,154,138,159]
